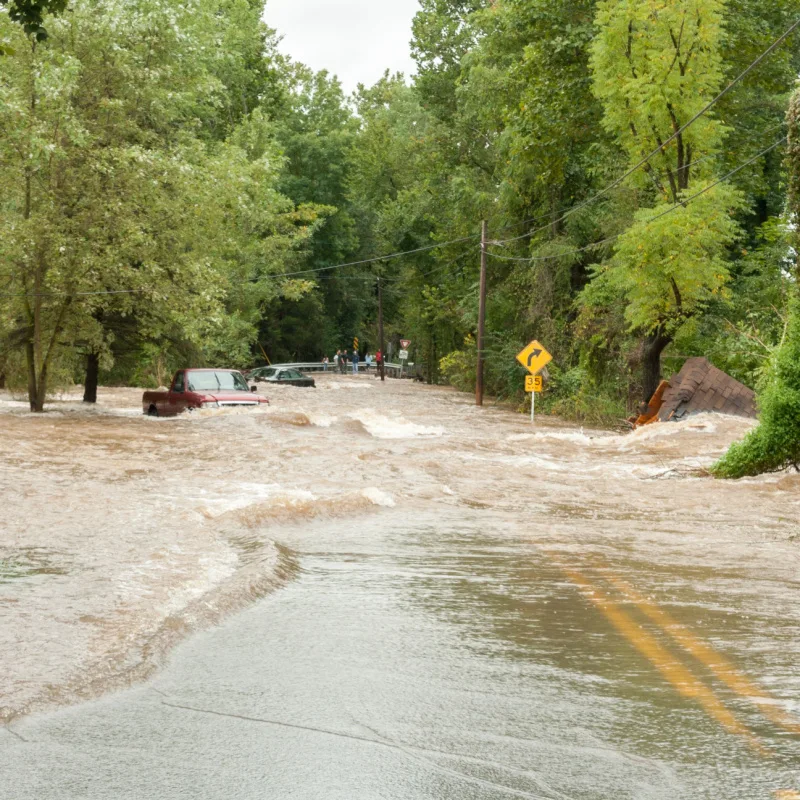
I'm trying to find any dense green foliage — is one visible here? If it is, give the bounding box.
[361,0,800,420]
[0,0,323,407]
[714,89,800,478]
[1,0,799,420]
[714,293,800,476]
[2,0,66,45]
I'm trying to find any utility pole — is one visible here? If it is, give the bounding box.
[476,220,488,406]
[378,276,386,382]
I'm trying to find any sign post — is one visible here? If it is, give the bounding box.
[399,340,411,376]
[525,374,543,423]
[518,341,551,425]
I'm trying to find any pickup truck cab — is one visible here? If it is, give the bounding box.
[142,369,269,417]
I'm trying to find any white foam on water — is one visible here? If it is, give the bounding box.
[362,487,396,507]
[114,544,239,615]
[458,451,572,472]
[619,413,733,448]
[348,409,445,439]
[200,483,317,517]
[321,381,375,391]
[0,397,134,416]
[507,429,615,445]
[0,398,31,411]
[306,412,337,427]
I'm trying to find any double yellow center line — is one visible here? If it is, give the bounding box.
[547,552,800,762]
[600,570,800,738]
[558,563,766,753]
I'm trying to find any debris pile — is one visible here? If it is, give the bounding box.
[634,357,757,426]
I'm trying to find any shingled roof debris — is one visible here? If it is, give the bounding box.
[632,358,757,427]
[657,357,757,421]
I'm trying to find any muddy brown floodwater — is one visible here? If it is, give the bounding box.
[1,375,798,799]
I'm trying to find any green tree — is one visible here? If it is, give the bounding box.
[714,89,800,477]
[268,66,363,360]
[0,0,316,409]
[588,0,744,401]
[1,0,66,49]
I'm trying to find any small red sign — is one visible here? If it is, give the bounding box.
[400,339,411,350]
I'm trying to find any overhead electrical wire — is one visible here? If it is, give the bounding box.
[0,131,786,299]
[2,19,797,301]
[1,132,789,299]
[490,17,800,247]
[486,136,788,264]
[0,237,476,298]
[487,236,618,263]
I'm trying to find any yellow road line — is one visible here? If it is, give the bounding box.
[554,561,766,754]
[774,792,800,799]
[598,569,800,737]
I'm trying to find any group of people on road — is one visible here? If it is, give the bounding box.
[323,349,383,376]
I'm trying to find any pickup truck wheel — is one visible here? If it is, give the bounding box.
[147,405,158,417]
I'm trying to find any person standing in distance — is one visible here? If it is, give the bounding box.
[352,347,359,375]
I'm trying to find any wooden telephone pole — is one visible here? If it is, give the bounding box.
[378,276,386,382]
[476,220,488,406]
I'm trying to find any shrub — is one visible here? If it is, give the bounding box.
[541,364,627,427]
[439,337,476,393]
[713,292,800,477]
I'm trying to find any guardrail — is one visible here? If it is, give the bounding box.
[257,361,411,377]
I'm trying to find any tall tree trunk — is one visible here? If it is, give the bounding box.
[24,298,72,412]
[83,352,99,403]
[36,361,49,412]
[426,338,433,385]
[641,328,672,403]
[429,333,437,385]
[25,333,39,412]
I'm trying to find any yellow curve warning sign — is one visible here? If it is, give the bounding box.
[517,340,552,375]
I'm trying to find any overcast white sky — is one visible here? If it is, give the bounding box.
[263,0,420,94]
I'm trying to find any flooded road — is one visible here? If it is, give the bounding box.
[1,376,798,798]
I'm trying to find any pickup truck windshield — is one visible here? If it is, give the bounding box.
[187,371,249,392]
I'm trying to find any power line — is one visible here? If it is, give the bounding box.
[487,136,787,265]
[487,237,618,263]
[0,236,478,297]
[0,239,475,299]
[4,106,794,301]
[645,136,787,224]
[478,117,790,247]
[4,12,798,304]
[267,235,476,280]
[0,135,786,299]
[4,11,797,306]
[384,247,475,284]
[491,17,800,247]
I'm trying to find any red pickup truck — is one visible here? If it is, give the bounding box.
[142,369,269,417]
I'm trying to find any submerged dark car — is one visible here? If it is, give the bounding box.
[250,367,316,388]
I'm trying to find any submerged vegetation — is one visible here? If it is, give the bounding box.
[1,0,799,453]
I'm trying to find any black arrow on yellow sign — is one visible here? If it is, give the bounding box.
[527,349,543,367]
